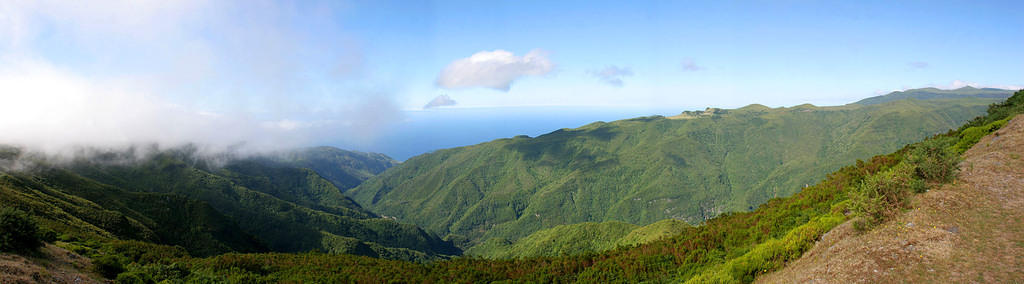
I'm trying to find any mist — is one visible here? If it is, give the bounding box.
[0,1,405,158]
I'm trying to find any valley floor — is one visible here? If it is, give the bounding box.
[759,116,1024,283]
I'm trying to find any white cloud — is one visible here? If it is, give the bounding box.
[0,1,405,156]
[589,66,633,87]
[436,49,554,91]
[0,0,205,51]
[0,56,407,156]
[945,80,1023,91]
[423,94,457,109]
[950,80,974,89]
[0,58,282,153]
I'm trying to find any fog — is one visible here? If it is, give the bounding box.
[0,1,404,158]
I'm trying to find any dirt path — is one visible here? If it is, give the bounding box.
[758,116,1024,283]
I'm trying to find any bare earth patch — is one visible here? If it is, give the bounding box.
[0,243,101,284]
[758,116,1024,283]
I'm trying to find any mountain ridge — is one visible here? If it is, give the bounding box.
[0,145,458,261]
[348,94,1002,250]
[854,86,1013,105]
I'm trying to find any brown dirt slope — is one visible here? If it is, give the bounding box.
[758,116,1024,283]
[0,244,101,284]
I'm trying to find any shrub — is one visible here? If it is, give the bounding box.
[0,208,43,253]
[909,137,960,183]
[850,163,915,229]
[953,116,1012,153]
[104,240,189,265]
[115,270,153,284]
[37,227,59,243]
[93,254,128,279]
[683,215,844,283]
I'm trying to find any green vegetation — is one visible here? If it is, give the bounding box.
[953,116,1013,153]
[684,214,845,283]
[848,136,964,230]
[0,208,43,253]
[65,149,458,258]
[103,149,906,282]
[1,168,263,257]
[2,90,1020,282]
[466,219,690,258]
[348,93,1000,249]
[0,146,456,262]
[90,89,1014,283]
[272,146,399,191]
[945,87,1024,155]
[854,86,1012,105]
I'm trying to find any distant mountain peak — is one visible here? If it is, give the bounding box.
[855,86,1013,105]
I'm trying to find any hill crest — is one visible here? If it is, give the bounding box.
[855,86,1014,105]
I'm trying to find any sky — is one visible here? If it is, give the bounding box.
[1,0,1022,159]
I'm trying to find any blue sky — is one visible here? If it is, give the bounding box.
[349,0,1024,108]
[1,0,1022,158]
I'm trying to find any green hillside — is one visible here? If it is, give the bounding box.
[67,149,459,258]
[219,157,375,219]
[465,219,690,258]
[0,167,265,257]
[271,146,399,191]
[83,89,1022,284]
[854,86,1012,105]
[348,94,1000,249]
[0,146,458,261]
[2,90,1019,283]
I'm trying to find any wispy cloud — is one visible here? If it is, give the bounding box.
[681,58,705,72]
[436,49,554,91]
[589,66,633,87]
[423,94,457,109]
[946,80,1023,90]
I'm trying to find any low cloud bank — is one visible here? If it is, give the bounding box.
[0,1,403,160]
[0,58,403,160]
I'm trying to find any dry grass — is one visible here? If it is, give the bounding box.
[0,243,101,284]
[758,116,1024,283]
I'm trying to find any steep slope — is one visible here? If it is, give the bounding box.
[62,90,1024,283]
[272,146,399,191]
[465,219,690,258]
[0,167,264,257]
[758,115,1024,283]
[0,146,457,261]
[66,150,459,258]
[854,86,1013,105]
[349,96,999,246]
[219,157,375,219]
